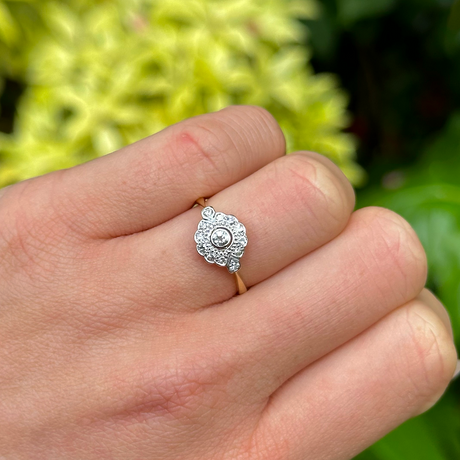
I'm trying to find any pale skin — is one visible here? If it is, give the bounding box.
[0,105,457,460]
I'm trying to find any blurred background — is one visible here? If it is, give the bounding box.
[0,0,459,458]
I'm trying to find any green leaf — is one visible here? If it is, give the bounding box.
[356,390,460,460]
[0,2,19,45]
[0,0,363,187]
[337,0,396,25]
[448,0,460,30]
[359,113,460,344]
[365,417,447,460]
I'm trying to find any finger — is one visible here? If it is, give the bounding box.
[250,297,458,460]
[416,288,453,338]
[0,185,9,201]
[48,105,286,238]
[206,207,428,394]
[416,290,460,379]
[116,150,355,312]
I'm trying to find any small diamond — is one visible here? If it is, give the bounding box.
[194,231,204,243]
[201,206,215,220]
[236,222,246,233]
[210,227,232,248]
[237,235,248,247]
[198,221,211,231]
[232,244,245,257]
[215,255,227,266]
[227,256,240,273]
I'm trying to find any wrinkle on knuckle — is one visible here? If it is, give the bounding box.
[1,207,50,274]
[166,105,284,193]
[0,173,85,276]
[168,122,235,188]
[106,355,230,425]
[1,210,75,281]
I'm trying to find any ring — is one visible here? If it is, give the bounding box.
[193,197,248,294]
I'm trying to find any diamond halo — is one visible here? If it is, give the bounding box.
[194,206,248,273]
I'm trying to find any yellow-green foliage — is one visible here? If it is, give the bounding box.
[0,0,364,186]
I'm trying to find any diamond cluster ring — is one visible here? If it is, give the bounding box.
[194,197,248,294]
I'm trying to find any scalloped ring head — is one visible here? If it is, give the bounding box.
[194,206,248,274]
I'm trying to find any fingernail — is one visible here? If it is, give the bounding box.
[416,289,454,338]
[453,360,460,380]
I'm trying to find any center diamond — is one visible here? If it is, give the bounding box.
[210,227,232,248]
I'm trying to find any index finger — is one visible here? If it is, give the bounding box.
[49,105,286,238]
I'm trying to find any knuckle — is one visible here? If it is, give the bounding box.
[0,216,52,280]
[169,120,237,185]
[136,368,207,419]
[277,153,353,228]
[167,105,285,188]
[0,181,41,260]
[358,207,428,294]
[0,174,74,277]
[400,302,457,404]
[110,354,229,424]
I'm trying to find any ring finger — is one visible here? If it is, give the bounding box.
[115,150,355,311]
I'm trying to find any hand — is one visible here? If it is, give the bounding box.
[0,106,457,460]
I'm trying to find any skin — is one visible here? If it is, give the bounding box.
[0,105,457,460]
